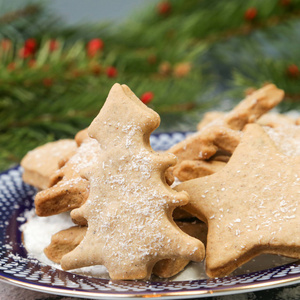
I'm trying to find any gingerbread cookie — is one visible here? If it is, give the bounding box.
[21,139,77,190]
[223,84,284,130]
[197,111,225,131]
[169,84,284,182]
[34,137,100,217]
[35,138,174,220]
[264,124,300,156]
[74,128,89,146]
[44,226,86,264]
[198,111,295,131]
[176,124,300,278]
[170,126,241,181]
[257,112,296,128]
[169,124,242,164]
[44,221,207,278]
[152,221,207,278]
[60,83,205,280]
[170,84,284,164]
[174,159,226,181]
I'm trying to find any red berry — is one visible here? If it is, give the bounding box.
[157,1,171,15]
[25,38,37,51]
[140,92,154,104]
[87,38,104,57]
[49,39,59,52]
[287,64,299,78]
[244,7,257,21]
[106,66,118,78]
[19,47,33,58]
[43,78,53,87]
[280,0,291,6]
[19,38,37,58]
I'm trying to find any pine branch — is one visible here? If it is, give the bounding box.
[193,9,300,44]
[0,4,40,24]
[1,0,300,171]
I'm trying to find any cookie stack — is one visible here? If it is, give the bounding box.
[21,83,300,280]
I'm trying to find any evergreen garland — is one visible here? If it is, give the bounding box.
[1,0,300,171]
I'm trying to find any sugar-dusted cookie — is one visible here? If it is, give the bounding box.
[44,221,207,278]
[257,112,296,128]
[35,138,174,220]
[170,84,284,165]
[264,124,300,156]
[60,83,205,280]
[152,221,208,278]
[198,111,295,132]
[21,139,77,190]
[36,116,173,219]
[34,137,100,217]
[169,124,242,163]
[176,124,300,278]
[296,117,300,125]
[223,84,284,130]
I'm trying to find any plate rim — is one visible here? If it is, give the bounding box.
[1,268,300,299]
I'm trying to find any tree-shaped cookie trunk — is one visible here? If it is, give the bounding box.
[61,83,205,280]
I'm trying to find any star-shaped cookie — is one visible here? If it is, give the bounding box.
[176,123,300,277]
[169,84,284,164]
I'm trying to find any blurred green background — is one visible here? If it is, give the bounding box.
[1,0,300,170]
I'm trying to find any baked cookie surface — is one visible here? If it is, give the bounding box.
[176,124,300,277]
[61,83,205,280]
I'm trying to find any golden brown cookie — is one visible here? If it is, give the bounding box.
[174,159,226,181]
[44,221,207,278]
[60,83,205,280]
[21,139,77,190]
[223,84,284,130]
[169,126,242,164]
[197,111,225,131]
[74,128,89,146]
[44,226,86,264]
[34,137,100,217]
[198,111,295,131]
[170,84,284,165]
[264,124,300,156]
[152,221,208,278]
[176,124,300,278]
[257,112,296,128]
[35,139,174,221]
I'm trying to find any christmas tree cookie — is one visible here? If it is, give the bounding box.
[61,83,205,280]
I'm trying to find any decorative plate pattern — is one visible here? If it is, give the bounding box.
[0,132,300,299]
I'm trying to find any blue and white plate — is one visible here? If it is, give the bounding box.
[0,132,300,299]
